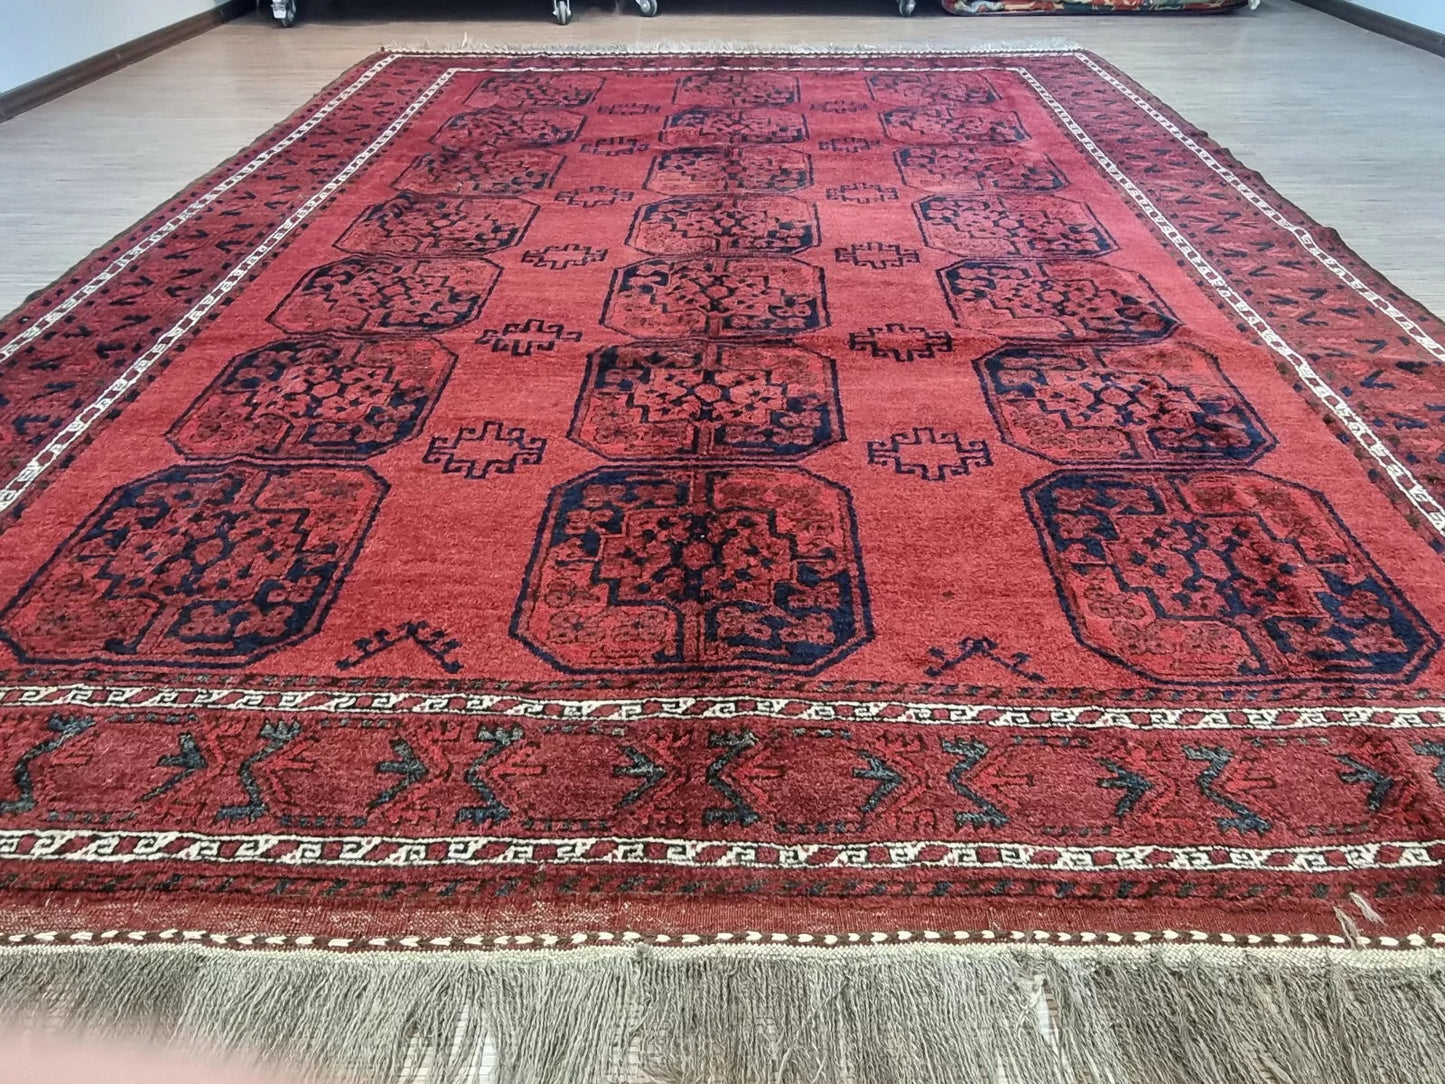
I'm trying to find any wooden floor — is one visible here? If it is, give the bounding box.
[0,0,1441,319]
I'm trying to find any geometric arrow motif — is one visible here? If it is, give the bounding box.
[941,737,1008,829]
[142,732,206,803]
[1096,757,1152,819]
[613,746,667,808]
[1182,746,1271,836]
[1335,754,1395,814]
[369,738,428,813]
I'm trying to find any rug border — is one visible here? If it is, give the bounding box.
[3,48,1445,956]
[2,922,1432,953]
[0,52,395,335]
[1071,50,1445,336]
[1055,49,1445,554]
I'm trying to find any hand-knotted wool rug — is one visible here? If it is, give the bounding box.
[4,40,1445,1083]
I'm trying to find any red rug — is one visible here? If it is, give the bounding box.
[3,45,1445,1082]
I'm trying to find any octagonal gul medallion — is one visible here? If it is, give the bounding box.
[628,195,819,255]
[1024,468,1440,684]
[977,340,1275,466]
[673,72,800,107]
[866,72,1001,106]
[881,107,1029,145]
[0,463,385,668]
[465,73,604,109]
[915,195,1116,259]
[604,257,827,338]
[431,109,585,150]
[939,260,1177,342]
[393,148,564,196]
[571,341,844,461]
[169,336,456,460]
[660,109,808,146]
[337,193,537,257]
[271,257,499,336]
[895,146,1069,194]
[512,465,872,675]
[645,147,812,194]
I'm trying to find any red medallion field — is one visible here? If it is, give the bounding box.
[2,50,1445,944]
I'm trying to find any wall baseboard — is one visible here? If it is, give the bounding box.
[1292,0,1445,57]
[0,0,254,123]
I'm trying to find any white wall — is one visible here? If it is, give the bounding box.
[1340,0,1445,35]
[0,0,232,95]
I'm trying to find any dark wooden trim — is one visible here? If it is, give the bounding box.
[0,0,254,123]
[1292,0,1445,58]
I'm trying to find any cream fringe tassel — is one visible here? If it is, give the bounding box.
[3,941,1445,1083]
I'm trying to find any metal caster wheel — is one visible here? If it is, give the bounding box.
[636,0,659,16]
[553,0,572,23]
[271,0,297,26]
[897,0,916,15]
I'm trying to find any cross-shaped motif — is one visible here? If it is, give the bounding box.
[553,186,635,207]
[522,245,608,270]
[825,184,899,204]
[867,428,992,482]
[423,421,546,480]
[848,324,955,363]
[835,243,920,269]
[476,319,583,357]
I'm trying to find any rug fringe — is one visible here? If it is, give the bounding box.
[5,941,1445,1083]
[378,38,1082,55]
